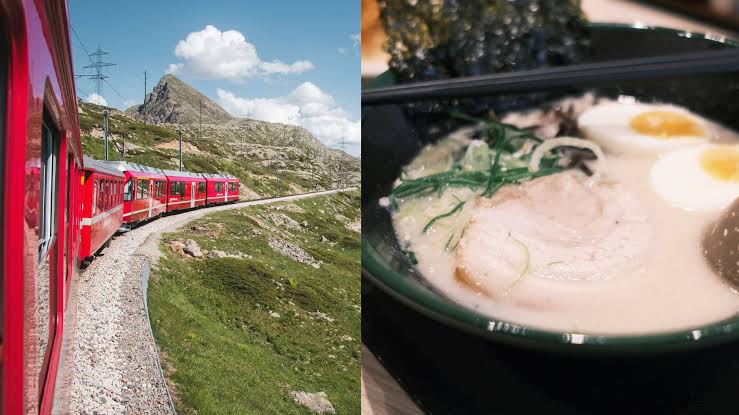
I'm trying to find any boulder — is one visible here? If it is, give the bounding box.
[183,239,203,258]
[289,391,335,414]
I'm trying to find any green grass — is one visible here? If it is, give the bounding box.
[148,191,360,414]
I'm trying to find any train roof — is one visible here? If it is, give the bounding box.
[83,157,125,178]
[103,160,166,177]
[161,169,206,180]
[201,172,238,180]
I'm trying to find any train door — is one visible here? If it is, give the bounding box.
[224,182,229,202]
[148,179,153,218]
[190,181,195,208]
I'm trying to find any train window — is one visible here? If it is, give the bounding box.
[198,182,205,194]
[215,182,223,192]
[229,182,237,191]
[137,179,148,199]
[171,181,185,197]
[39,119,60,259]
[124,179,133,201]
[92,179,97,214]
[97,179,103,213]
[37,115,60,391]
[107,180,112,209]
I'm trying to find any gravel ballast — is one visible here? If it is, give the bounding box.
[62,190,348,414]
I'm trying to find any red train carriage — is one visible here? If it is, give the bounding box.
[202,173,239,205]
[162,169,206,213]
[107,161,167,227]
[79,157,124,264]
[1,1,84,413]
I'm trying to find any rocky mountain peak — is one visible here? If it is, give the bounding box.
[125,74,232,125]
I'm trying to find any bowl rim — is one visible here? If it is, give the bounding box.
[361,22,739,351]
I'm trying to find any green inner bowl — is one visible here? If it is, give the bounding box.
[361,23,739,354]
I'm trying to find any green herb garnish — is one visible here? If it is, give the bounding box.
[423,200,466,234]
[391,116,566,234]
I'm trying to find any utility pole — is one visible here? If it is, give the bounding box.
[178,127,183,171]
[78,45,115,102]
[337,137,346,189]
[310,150,314,191]
[103,110,109,160]
[143,69,147,125]
[121,130,126,159]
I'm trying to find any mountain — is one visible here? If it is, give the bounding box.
[79,75,359,198]
[125,74,232,124]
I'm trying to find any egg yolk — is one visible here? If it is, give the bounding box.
[700,147,739,183]
[630,111,704,138]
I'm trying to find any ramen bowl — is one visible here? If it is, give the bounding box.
[361,24,739,354]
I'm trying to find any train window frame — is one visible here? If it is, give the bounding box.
[198,181,205,194]
[39,116,60,261]
[215,182,223,192]
[97,179,103,213]
[171,181,185,197]
[137,179,148,200]
[229,182,237,192]
[123,178,133,201]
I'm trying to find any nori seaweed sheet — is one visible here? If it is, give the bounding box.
[378,0,591,116]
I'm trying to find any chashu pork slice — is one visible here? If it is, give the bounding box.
[454,172,650,305]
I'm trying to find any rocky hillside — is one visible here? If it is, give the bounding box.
[125,74,231,124]
[79,77,359,198]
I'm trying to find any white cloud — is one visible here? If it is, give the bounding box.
[85,93,108,106]
[217,82,360,155]
[350,33,360,48]
[166,25,314,81]
[337,47,346,54]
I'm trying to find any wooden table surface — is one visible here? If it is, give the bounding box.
[360,1,733,413]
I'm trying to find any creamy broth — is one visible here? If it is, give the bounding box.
[390,103,739,335]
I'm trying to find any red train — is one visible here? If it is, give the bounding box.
[79,157,125,264]
[0,1,240,413]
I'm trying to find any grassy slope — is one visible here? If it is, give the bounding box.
[148,191,360,414]
[78,103,349,197]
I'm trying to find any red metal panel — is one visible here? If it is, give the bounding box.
[2,1,83,413]
[121,171,166,225]
[204,177,228,205]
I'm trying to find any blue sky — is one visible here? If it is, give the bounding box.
[69,1,360,155]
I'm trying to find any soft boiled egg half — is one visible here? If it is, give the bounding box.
[650,144,739,212]
[579,103,712,156]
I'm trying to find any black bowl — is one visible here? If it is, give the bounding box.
[361,23,739,354]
